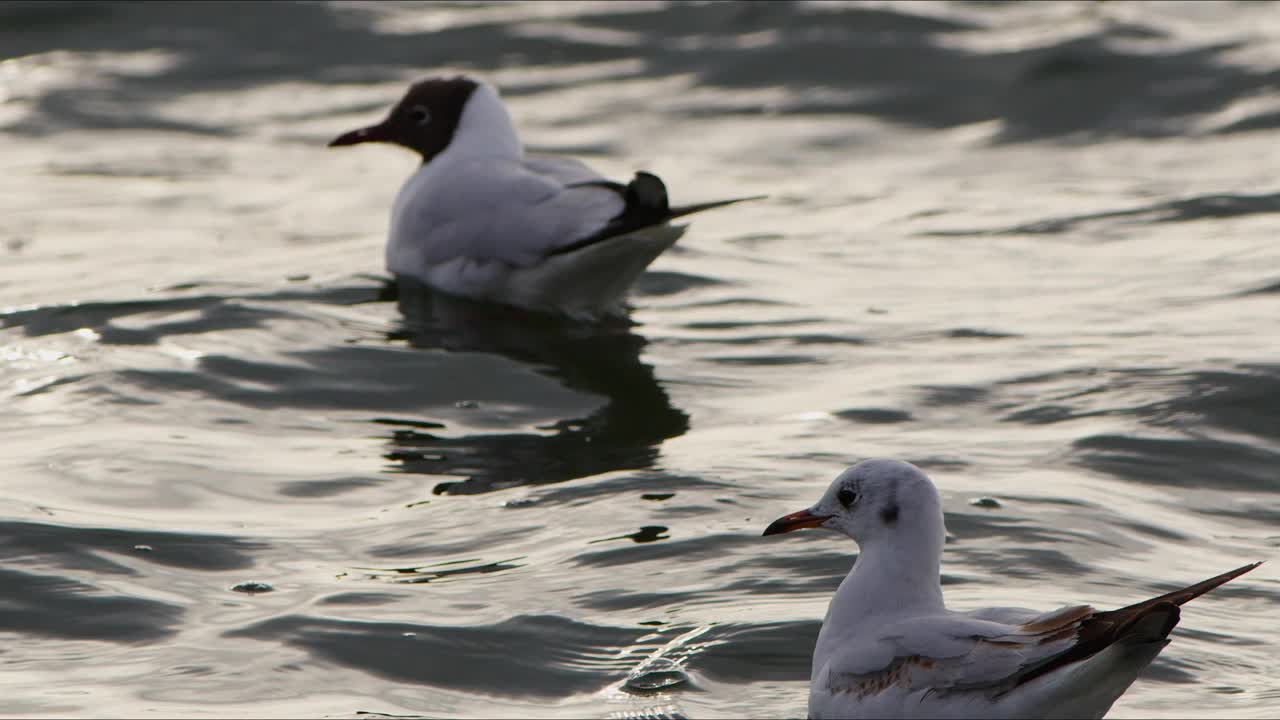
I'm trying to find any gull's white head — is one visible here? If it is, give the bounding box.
[763,459,943,546]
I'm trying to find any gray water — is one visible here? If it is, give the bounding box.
[1,1,1278,718]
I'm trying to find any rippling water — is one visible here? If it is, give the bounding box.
[2,1,1278,717]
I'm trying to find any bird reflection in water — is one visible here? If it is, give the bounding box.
[379,278,689,495]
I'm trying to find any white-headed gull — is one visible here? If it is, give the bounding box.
[763,458,1261,719]
[329,75,763,321]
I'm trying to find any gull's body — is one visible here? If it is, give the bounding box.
[763,459,1260,719]
[330,77,760,321]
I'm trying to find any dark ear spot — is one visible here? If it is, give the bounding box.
[880,503,899,526]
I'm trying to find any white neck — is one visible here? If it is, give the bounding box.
[834,537,944,616]
[444,82,523,161]
[811,525,945,680]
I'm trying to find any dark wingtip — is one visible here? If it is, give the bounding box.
[1124,562,1263,642]
[545,187,766,259]
[1010,564,1261,693]
[628,171,670,213]
[1121,561,1263,614]
[1169,561,1263,607]
[1121,601,1182,645]
[667,194,768,220]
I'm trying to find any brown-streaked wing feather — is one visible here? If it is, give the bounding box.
[1019,604,1094,635]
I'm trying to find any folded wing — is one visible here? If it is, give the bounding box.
[391,157,765,271]
[394,158,625,269]
[821,562,1261,702]
[822,604,1094,701]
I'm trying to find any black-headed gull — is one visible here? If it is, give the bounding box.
[763,458,1261,719]
[329,75,763,321]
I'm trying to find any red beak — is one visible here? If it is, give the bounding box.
[328,123,391,147]
[762,509,831,536]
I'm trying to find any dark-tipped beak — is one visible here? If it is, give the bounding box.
[328,123,390,148]
[762,509,831,537]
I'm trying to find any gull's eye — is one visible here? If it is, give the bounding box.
[837,487,857,508]
[407,104,431,127]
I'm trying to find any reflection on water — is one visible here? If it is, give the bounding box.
[1,1,1279,719]
[385,279,688,495]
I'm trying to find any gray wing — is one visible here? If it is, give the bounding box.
[963,606,1050,624]
[390,157,627,269]
[521,155,606,185]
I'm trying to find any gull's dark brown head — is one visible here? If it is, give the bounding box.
[328,76,480,162]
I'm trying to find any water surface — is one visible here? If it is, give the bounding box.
[2,1,1278,718]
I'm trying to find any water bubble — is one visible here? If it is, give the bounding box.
[624,658,688,694]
